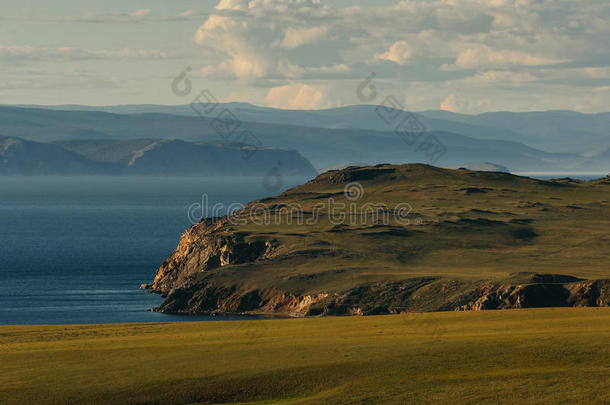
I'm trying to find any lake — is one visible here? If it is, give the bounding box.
[0,176,310,325]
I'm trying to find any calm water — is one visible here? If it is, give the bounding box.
[0,176,309,325]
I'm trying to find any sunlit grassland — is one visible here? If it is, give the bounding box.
[1,308,609,404]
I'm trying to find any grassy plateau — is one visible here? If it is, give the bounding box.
[1,308,609,404]
[149,164,610,314]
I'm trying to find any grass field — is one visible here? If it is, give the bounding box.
[2,308,609,404]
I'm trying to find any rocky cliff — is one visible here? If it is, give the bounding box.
[145,217,277,293]
[148,268,610,316]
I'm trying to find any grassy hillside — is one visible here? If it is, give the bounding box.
[239,164,610,282]
[148,164,610,315]
[1,308,609,404]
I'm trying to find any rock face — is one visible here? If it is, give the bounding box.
[456,279,610,311]
[157,287,330,317]
[149,217,277,293]
[148,264,610,316]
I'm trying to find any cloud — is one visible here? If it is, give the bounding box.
[192,0,609,90]
[24,9,154,24]
[0,45,168,63]
[439,93,491,114]
[130,9,150,17]
[194,0,355,81]
[442,45,568,71]
[280,26,329,49]
[265,84,333,109]
[162,10,209,22]
[11,8,211,24]
[5,1,610,112]
[0,68,119,90]
[439,94,463,113]
[375,41,413,65]
[458,70,537,86]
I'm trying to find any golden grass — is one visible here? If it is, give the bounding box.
[2,308,609,404]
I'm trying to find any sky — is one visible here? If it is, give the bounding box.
[1,0,609,113]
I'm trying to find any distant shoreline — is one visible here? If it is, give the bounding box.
[1,172,607,181]
[514,172,609,181]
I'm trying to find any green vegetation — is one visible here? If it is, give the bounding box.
[1,308,609,404]
[243,164,610,284]
[152,164,610,314]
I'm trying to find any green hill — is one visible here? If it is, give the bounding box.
[144,164,610,315]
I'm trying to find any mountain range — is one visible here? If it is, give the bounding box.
[1,104,608,174]
[0,136,317,176]
[14,103,610,154]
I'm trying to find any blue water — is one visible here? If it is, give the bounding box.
[0,176,309,325]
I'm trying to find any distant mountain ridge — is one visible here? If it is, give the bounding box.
[0,136,317,176]
[418,109,610,154]
[1,105,607,172]
[0,136,106,175]
[12,103,610,154]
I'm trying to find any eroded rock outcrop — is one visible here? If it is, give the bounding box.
[149,266,610,316]
[145,217,277,294]
[157,286,330,317]
[455,279,610,311]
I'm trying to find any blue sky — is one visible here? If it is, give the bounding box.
[1,0,609,113]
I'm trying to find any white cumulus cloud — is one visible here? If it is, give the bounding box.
[265,83,332,109]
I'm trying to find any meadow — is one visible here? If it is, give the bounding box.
[1,308,609,404]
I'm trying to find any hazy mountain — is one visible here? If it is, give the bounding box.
[455,162,510,173]
[0,136,108,175]
[418,109,610,154]
[1,106,607,172]
[56,139,318,176]
[11,102,277,117]
[14,103,610,155]
[1,136,317,176]
[12,103,523,144]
